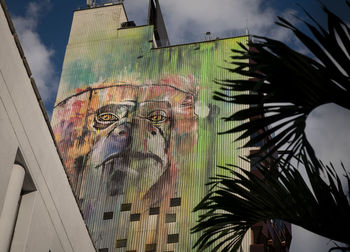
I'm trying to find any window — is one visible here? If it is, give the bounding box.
[130,213,140,221]
[116,239,127,248]
[149,207,160,215]
[170,197,181,207]
[98,249,108,252]
[121,203,132,211]
[167,234,179,243]
[145,243,157,252]
[250,131,264,147]
[250,156,260,172]
[103,211,113,220]
[165,213,176,223]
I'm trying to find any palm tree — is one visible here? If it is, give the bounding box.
[192,2,350,251]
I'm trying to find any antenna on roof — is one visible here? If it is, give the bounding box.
[205,31,212,41]
[87,0,123,7]
[87,0,96,8]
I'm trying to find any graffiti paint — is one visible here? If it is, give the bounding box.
[51,5,249,251]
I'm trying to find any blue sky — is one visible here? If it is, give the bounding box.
[5,0,349,113]
[5,0,349,115]
[5,0,350,251]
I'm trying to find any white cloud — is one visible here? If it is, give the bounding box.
[306,103,350,182]
[285,103,350,252]
[12,1,57,103]
[290,225,342,252]
[125,0,299,44]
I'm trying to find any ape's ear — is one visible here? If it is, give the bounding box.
[194,101,210,118]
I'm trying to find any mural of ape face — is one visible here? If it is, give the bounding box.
[51,78,199,250]
[52,83,197,211]
[50,21,248,249]
[89,86,174,203]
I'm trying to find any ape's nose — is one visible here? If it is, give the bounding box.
[113,123,129,137]
[92,122,132,168]
[108,122,132,153]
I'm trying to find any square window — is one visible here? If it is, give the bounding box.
[130,213,140,221]
[165,213,176,223]
[116,239,127,248]
[167,234,179,243]
[103,211,113,220]
[149,207,160,215]
[121,203,132,211]
[99,249,108,252]
[145,243,157,251]
[170,197,181,207]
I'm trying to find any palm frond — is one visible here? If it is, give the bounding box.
[192,156,350,251]
[215,5,350,167]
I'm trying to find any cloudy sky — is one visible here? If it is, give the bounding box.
[6,0,350,251]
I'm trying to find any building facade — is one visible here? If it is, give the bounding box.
[50,1,252,251]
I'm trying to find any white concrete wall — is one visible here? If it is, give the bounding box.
[0,2,95,251]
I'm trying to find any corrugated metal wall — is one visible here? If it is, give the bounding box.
[51,5,250,251]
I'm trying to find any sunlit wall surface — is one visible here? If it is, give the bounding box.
[51,4,249,251]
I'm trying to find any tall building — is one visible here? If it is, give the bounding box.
[50,1,253,251]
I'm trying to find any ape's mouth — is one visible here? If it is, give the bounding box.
[101,152,165,196]
[95,151,164,169]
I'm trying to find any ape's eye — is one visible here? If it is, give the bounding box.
[96,113,118,123]
[147,111,167,124]
[149,115,164,122]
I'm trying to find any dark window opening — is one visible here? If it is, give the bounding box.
[130,213,140,221]
[145,243,157,252]
[250,131,264,147]
[121,203,132,211]
[250,156,260,172]
[116,239,127,248]
[165,213,176,223]
[98,248,108,252]
[170,197,181,207]
[103,211,113,220]
[167,233,179,243]
[149,207,160,215]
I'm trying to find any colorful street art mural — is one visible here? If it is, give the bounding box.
[51,5,249,251]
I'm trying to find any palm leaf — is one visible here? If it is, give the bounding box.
[193,4,350,251]
[215,5,350,167]
[192,156,350,251]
